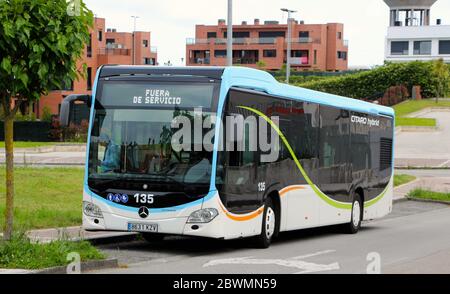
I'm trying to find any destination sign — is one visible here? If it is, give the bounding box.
[99,83,215,108]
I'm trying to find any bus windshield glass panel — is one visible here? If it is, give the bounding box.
[88,82,217,194]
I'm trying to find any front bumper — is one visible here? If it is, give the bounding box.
[82,188,226,239]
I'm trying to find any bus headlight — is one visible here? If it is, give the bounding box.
[83,201,103,218]
[187,208,218,223]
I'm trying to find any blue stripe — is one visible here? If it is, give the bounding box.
[84,66,103,187]
[85,185,217,213]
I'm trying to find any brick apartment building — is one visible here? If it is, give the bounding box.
[186,18,348,72]
[35,17,158,118]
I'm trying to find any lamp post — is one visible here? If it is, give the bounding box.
[281,8,296,84]
[131,16,140,65]
[227,0,233,66]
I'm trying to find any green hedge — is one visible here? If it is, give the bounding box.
[296,61,446,99]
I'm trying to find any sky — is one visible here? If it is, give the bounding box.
[83,0,450,68]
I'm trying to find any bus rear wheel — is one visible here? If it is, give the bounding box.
[343,194,362,234]
[141,233,165,243]
[253,197,278,249]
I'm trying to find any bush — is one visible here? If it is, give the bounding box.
[276,75,334,84]
[41,106,53,122]
[63,120,89,142]
[297,61,447,99]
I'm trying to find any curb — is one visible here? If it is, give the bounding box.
[32,258,119,274]
[394,166,450,170]
[86,232,139,246]
[405,197,450,206]
[396,126,438,133]
[393,178,420,190]
[393,197,409,204]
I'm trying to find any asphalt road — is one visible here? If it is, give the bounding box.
[93,201,450,274]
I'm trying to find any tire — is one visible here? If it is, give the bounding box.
[343,193,363,234]
[141,233,165,243]
[253,197,278,249]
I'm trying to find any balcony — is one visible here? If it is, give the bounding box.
[187,37,287,45]
[98,48,131,56]
[291,57,309,66]
[189,58,210,65]
[290,37,319,44]
[233,57,258,64]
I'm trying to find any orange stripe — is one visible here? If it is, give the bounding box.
[219,202,264,222]
[280,185,306,197]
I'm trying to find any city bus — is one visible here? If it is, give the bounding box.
[62,65,395,248]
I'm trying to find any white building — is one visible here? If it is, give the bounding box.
[384,0,450,63]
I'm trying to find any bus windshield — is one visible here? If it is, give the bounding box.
[88,81,217,194]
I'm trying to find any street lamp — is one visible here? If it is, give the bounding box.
[131,16,140,65]
[281,8,297,84]
[227,0,233,66]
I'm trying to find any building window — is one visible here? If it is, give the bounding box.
[223,31,250,38]
[97,30,103,41]
[413,41,431,55]
[87,67,92,90]
[439,40,450,55]
[391,41,409,55]
[263,49,277,58]
[64,81,74,91]
[214,50,227,58]
[143,40,149,48]
[314,50,317,64]
[337,32,342,39]
[143,58,154,65]
[207,32,217,39]
[87,34,92,58]
[106,38,115,44]
[337,51,347,60]
[299,31,309,38]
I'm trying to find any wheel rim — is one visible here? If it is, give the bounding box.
[352,200,361,228]
[265,207,276,239]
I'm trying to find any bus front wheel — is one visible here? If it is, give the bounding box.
[253,197,278,249]
[343,194,362,234]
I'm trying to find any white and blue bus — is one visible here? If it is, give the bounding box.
[62,66,395,248]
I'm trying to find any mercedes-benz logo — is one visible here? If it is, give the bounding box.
[138,206,149,219]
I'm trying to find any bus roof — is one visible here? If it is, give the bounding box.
[100,65,225,80]
[222,67,395,117]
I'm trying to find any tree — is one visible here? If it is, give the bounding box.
[256,60,267,70]
[432,59,450,103]
[0,0,93,240]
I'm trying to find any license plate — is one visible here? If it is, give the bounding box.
[127,223,158,233]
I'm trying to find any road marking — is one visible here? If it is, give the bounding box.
[203,250,340,274]
[438,159,450,168]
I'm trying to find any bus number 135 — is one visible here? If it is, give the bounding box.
[134,193,154,204]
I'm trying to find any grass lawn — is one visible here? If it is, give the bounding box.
[0,234,104,270]
[0,141,55,149]
[393,99,450,127]
[394,174,416,187]
[408,189,450,202]
[395,117,436,127]
[0,167,84,230]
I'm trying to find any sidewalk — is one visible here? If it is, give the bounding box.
[26,226,137,244]
[0,151,85,166]
[394,176,450,201]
